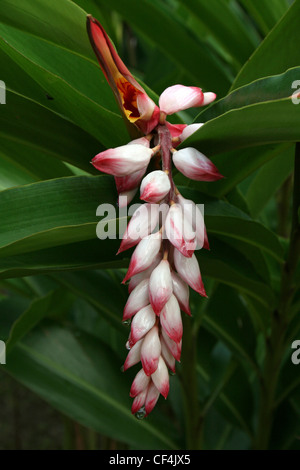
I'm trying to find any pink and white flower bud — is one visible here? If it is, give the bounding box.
[140,171,171,203]
[160,295,183,344]
[123,339,143,371]
[177,194,206,249]
[141,326,161,376]
[118,188,138,208]
[165,203,196,258]
[92,144,153,177]
[118,203,160,254]
[122,232,162,283]
[171,271,191,316]
[128,253,161,293]
[115,168,147,194]
[130,305,156,345]
[131,388,147,415]
[123,279,149,320]
[173,147,223,182]
[149,260,173,315]
[161,336,176,373]
[173,249,206,297]
[161,329,182,362]
[127,137,151,147]
[179,123,204,142]
[130,368,150,397]
[151,356,170,398]
[159,85,204,115]
[145,382,160,415]
[203,92,217,106]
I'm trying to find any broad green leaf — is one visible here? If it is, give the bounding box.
[6,290,72,352]
[0,90,101,174]
[197,67,300,123]
[197,237,276,308]
[6,322,179,449]
[0,295,30,341]
[54,270,127,333]
[0,22,127,146]
[232,0,300,90]
[0,0,95,59]
[0,175,118,258]
[69,297,127,357]
[184,97,300,157]
[239,0,289,36]
[177,0,257,66]
[196,330,254,435]
[246,146,294,217]
[0,239,126,281]
[96,0,232,95]
[201,285,257,367]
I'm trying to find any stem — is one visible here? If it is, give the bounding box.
[157,125,176,200]
[180,315,202,450]
[277,175,293,238]
[254,143,300,449]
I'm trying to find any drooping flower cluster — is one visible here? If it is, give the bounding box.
[87,16,223,417]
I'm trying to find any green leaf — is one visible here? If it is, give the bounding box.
[0,175,118,258]
[246,146,294,217]
[0,90,101,174]
[196,331,254,435]
[197,237,276,308]
[0,239,126,281]
[239,0,289,36]
[0,22,127,146]
[197,67,300,123]
[96,0,232,95]
[177,0,257,66]
[6,322,179,449]
[201,285,257,368]
[184,97,300,158]
[6,290,71,352]
[0,0,95,59]
[54,270,127,333]
[232,0,300,90]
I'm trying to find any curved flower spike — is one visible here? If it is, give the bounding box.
[87,16,160,134]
